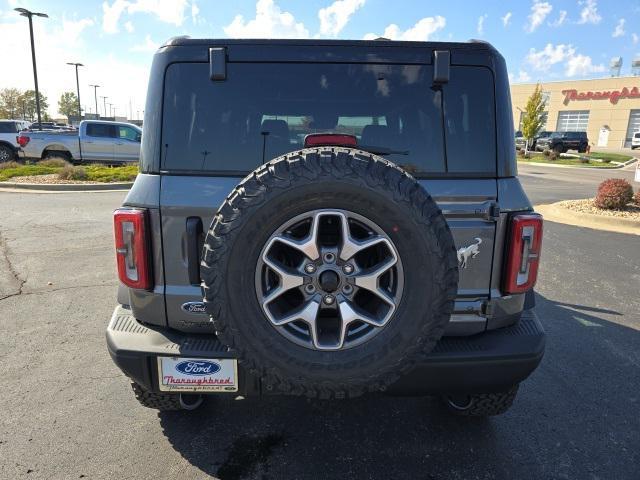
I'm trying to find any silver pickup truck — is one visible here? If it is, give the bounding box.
[18,120,141,164]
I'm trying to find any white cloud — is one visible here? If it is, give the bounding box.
[526,1,552,33]
[102,0,189,33]
[612,19,625,38]
[124,20,134,32]
[518,70,531,82]
[565,54,605,76]
[0,15,148,119]
[224,0,309,38]
[477,14,487,35]
[318,0,365,37]
[577,0,601,25]
[549,10,567,27]
[191,1,199,23]
[632,33,639,45]
[501,12,512,27]
[130,34,159,52]
[526,43,605,77]
[363,16,446,41]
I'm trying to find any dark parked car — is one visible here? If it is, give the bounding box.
[536,131,588,153]
[106,38,545,417]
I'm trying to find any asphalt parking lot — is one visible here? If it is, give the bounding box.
[0,164,639,479]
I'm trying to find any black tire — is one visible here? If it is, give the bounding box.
[43,150,71,162]
[0,144,15,163]
[201,147,459,399]
[442,384,519,417]
[130,382,203,411]
[553,144,563,154]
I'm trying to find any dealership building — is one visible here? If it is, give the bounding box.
[510,76,640,148]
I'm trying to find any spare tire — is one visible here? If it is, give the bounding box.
[201,147,458,398]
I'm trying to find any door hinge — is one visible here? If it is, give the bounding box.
[487,202,501,221]
[480,300,494,318]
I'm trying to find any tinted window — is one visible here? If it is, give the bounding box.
[0,122,17,133]
[443,66,495,173]
[118,126,140,141]
[162,63,495,175]
[86,123,116,138]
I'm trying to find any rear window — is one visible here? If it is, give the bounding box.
[0,122,17,134]
[162,62,496,176]
[86,123,116,138]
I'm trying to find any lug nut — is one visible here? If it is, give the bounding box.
[323,294,335,305]
[304,284,316,294]
[342,264,354,274]
[304,263,317,274]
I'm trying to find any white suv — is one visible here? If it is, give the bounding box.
[0,120,30,162]
[632,132,640,150]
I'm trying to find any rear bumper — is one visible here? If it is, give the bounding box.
[106,305,545,396]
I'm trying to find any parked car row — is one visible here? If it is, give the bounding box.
[515,130,589,153]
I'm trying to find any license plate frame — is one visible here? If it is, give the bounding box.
[157,357,238,393]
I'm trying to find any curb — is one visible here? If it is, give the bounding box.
[518,159,636,170]
[535,202,640,236]
[0,181,133,192]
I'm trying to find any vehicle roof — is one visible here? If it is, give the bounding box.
[163,37,496,51]
[81,119,141,128]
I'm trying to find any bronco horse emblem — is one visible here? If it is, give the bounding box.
[457,237,482,269]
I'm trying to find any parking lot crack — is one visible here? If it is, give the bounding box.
[0,230,26,302]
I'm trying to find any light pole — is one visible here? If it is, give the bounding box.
[100,96,108,118]
[89,84,100,119]
[107,102,113,118]
[67,62,84,120]
[15,8,48,129]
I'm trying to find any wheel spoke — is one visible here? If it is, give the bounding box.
[353,256,397,306]
[271,214,320,260]
[336,300,385,348]
[271,299,320,327]
[261,255,304,307]
[336,212,390,261]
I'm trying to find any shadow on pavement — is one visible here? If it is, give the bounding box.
[158,293,639,480]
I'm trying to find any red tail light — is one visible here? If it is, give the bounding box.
[503,213,543,294]
[304,133,357,147]
[114,208,152,290]
[17,134,30,147]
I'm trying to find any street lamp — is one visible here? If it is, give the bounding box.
[107,102,113,118]
[100,96,108,118]
[67,62,84,120]
[15,7,48,129]
[89,84,100,119]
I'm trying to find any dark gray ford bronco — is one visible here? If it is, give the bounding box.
[107,38,545,416]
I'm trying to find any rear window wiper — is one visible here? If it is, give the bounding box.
[357,144,409,156]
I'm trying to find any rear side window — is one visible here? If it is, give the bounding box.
[86,123,116,138]
[0,122,17,133]
[162,62,496,176]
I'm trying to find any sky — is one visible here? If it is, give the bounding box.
[1,0,639,119]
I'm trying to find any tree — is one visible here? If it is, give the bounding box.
[0,88,23,119]
[58,92,79,119]
[20,90,49,122]
[521,83,546,154]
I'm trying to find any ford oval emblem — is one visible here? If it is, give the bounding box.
[181,302,207,314]
[175,360,221,376]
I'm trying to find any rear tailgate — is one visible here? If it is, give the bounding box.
[160,175,497,331]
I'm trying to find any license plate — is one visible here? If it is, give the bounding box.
[157,357,238,393]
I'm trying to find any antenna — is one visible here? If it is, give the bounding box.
[632,57,640,76]
[609,56,622,77]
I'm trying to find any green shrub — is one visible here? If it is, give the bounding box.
[38,158,71,168]
[58,165,88,181]
[543,149,550,157]
[594,178,634,209]
[548,151,558,160]
[0,160,22,170]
